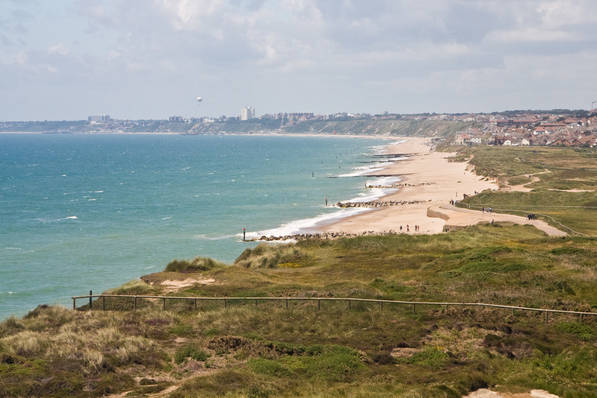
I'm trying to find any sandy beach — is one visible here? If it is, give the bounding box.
[321,137,566,237]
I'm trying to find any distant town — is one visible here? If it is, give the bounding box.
[2,106,597,148]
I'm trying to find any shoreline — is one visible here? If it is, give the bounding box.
[318,138,567,237]
[0,131,399,140]
[244,138,406,241]
[247,135,567,241]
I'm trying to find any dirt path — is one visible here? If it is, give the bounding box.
[429,205,567,237]
[464,388,559,398]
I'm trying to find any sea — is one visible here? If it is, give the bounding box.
[0,133,402,319]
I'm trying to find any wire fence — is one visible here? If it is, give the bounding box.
[72,292,597,322]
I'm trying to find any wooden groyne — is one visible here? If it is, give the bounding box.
[72,293,597,322]
[251,230,398,242]
[366,182,434,189]
[337,199,430,208]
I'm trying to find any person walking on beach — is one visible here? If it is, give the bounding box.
[406,225,410,232]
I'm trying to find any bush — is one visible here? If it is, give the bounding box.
[555,322,594,341]
[174,344,210,364]
[407,347,449,368]
[234,244,312,268]
[165,257,226,273]
[248,358,293,377]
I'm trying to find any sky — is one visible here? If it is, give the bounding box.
[1,0,597,120]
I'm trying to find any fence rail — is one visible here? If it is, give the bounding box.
[72,293,597,321]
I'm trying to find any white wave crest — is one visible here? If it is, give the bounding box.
[194,233,238,241]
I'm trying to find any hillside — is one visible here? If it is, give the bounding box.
[190,118,472,137]
[1,224,596,397]
[453,145,597,236]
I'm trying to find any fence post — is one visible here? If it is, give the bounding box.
[544,311,548,323]
[412,303,416,313]
[72,297,76,310]
[379,302,383,311]
[224,299,227,309]
[102,296,106,311]
[317,299,321,310]
[89,290,92,310]
[348,300,351,310]
[133,296,137,311]
[285,299,288,309]
[163,298,166,310]
[194,299,197,310]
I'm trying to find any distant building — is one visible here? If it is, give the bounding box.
[88,114,111,124]
[169,116,184,122]
[240,106,255,121]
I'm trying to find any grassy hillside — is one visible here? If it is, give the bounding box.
[187,118,472,137]
[1,224,596,397]
[282,118,473,137]
[453,146,597,236]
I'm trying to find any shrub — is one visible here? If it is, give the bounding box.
[0,316,25,338]
[234,244,312,268]
[248,358,293,377]
[109,279,154,295]
[555,322,594,341]
[165,257,226,273]
[407,347,449,368]
[285,345,364,382]
[1,331,46,356]
[174,344,210,364]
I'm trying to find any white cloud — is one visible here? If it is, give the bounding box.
[486,28,577,43]
[2,0,597,119]
[48,43,69,56]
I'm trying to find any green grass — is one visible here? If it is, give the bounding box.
[452,146,597,235]
[2,224,597,396]
[174,344,210,364]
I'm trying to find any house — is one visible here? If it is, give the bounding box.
[454,134,469,145]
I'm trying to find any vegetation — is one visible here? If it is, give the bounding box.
[2,144,597,396]
[452,145,597,236]
[1,223,596,397]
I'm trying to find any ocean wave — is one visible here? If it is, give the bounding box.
[36,216,78,223]
[337,162,388,177]
[338,176,400,204]
[247,143,404,239]
[194,233,238,241]
[245,207,372,239]
[370,139,406,155]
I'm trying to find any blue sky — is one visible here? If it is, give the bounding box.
[2,0,597,120]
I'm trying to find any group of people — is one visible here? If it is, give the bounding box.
[481,207,493,213]
[398,224,420,233]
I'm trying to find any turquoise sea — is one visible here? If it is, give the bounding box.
[0,134,398,319]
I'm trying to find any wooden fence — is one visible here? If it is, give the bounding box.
[72,292,597,322]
